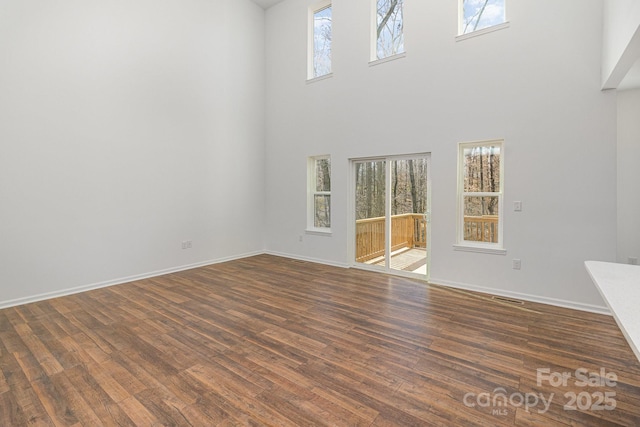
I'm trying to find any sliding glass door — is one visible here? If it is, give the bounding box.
[353,154,431,279]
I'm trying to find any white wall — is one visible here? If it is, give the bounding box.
[265,0,617,311]
[617,89,640,264]
[602,0,640,89]
[0,0,266,306]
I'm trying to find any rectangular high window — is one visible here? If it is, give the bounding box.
[374,0,404,60]
[308,156,331,230]
[309,1,332,79]
[456,141,504,252]
[460,0,506,35]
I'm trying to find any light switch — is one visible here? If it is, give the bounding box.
[514,201,522,212]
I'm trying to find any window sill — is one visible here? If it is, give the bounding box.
[456,22,510,42]
[369,52,406,67]
[305,229,332,237]
[453,244,506,255]
[306,73,333,84]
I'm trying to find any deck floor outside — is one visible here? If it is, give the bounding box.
[370,247,427,273]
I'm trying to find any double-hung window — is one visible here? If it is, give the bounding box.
[308,1,332,80]
[308,156,331,231]
[456,140,504,253]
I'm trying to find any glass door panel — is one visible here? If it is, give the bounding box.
[389,158,429,275]
[353,155,431,279]
[354,161,386,268]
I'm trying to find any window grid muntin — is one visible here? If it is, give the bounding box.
[308,155,331,231]
[458,140,504,248]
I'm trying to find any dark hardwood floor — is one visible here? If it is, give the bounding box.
[1,254,640,426]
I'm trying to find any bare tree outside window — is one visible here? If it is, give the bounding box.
[376,0,404,59]
[460,143,503,244]
[313,6,332,78]
[463,145,500,216]
[309,157,331,229]
[314,158,331,228]
[355,159,428,221]
[461,0,506,34]
[355,161,386,220]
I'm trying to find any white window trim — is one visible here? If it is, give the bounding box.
[369,0,377,62]
[369,52,406,67]
[456,22,510,42]
[306,73,334,85]
[308,0,332,81]
[455,140,505,253]
[307,155,331,233]
[370,0,405,63]
[305,229,332,237]
[457,0,508,39]
[453,244,506,255]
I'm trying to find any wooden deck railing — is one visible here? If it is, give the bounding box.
[463,215,498,244]
[356,214,426,263]
[356,214,498,262]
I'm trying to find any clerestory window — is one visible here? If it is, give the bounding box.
[459,0,506,35]
[374,0,404,61]
[309,1,332,80]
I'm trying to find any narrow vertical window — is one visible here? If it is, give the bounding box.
[460,0,506,35]
[457,141,504,251]
[309,2,332,79]
[375,0,404,60]
[308,156,331,230]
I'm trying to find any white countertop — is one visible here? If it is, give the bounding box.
[585,261,640,362]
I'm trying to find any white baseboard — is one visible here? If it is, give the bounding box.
[264,250,350,269]
[429,277,611,315]
[1,250,610,317]
[263,254,610,314]
[0,250,264,310]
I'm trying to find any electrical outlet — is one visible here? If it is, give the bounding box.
[182,240,192,250]
[629,257,639,265]
[299,235,303,242]
[513,259,522,270]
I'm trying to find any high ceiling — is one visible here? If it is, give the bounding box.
[251,0,284,9]
[249,0,640,90]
